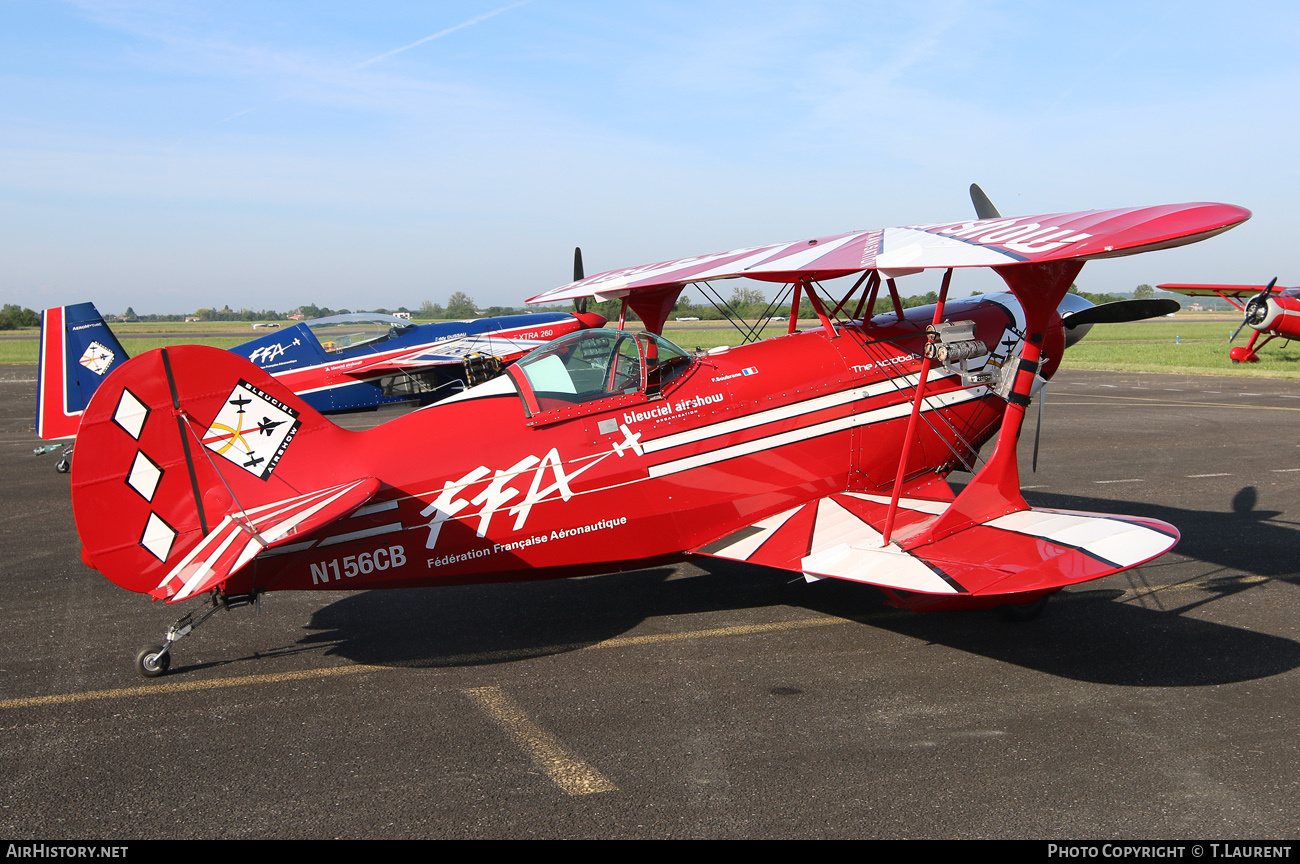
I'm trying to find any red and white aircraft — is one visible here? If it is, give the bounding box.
[1158,280,1298,362]
[67,200,1249,676]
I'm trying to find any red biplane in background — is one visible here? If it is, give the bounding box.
[1158,280,1297,362]
[68,197,1249,676]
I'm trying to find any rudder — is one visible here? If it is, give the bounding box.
[72,345,372,598]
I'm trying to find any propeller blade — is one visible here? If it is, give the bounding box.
[572,247,587,315]
[969,183,1001,219]
[1232,277,1278,341]
[1063,298,1180,328]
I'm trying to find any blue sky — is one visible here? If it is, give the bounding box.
[4,1,1299,314]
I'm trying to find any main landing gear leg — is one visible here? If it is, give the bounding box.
[135,591,259,678]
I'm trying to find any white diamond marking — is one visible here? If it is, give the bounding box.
[140,513,176,562]
[127,451,162,502]
[113,389,149,439]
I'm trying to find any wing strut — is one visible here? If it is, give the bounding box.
[830,271,874,320]
[886,278,906,319]
[881,268,954,544]
[853,271,882,320]
[903,258,1085,549]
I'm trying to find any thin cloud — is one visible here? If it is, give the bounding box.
[351,1,533,71]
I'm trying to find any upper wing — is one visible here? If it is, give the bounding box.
[527,203,1250,304]
[1158,283,1288,298]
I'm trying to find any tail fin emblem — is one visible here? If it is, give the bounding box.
[201,381,301,480]
[78,341,116,376]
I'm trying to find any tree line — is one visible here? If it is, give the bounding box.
[0,284,1190,330]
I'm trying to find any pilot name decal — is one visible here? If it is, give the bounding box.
[624,393,723,425]
[421,426,644,552]
[201,381,302,479]
[710,367,758,383]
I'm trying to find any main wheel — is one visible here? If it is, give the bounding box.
[136,645,171,678]
[56,459,70,473]
[997,594,1050,622]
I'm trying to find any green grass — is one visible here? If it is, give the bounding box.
[0,336,250,365]
[1060,318,1300,379]
[6,314,1295,380]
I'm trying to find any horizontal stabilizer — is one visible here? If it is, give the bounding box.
[695,490,1177,606]
[153,478,379,602]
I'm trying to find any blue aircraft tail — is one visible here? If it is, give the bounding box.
[36,303,130,440]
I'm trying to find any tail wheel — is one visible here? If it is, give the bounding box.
[135,645,171,678]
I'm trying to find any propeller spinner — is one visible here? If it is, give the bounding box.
[1231,277,1278,342]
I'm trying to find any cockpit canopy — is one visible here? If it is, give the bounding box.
[513,329,692,418]
[306,313,416,354]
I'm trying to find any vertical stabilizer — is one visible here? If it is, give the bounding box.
[36,303,130,440]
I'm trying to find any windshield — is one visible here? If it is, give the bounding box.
[306,314,416,354]
[515,329,692,408]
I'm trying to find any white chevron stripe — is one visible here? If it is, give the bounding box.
[987,510,1174,568]
[649,386,985,478]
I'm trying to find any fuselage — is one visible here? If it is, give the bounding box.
[220,293,1060,596]
[233,312,588,412]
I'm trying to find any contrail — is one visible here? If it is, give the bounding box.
[351,0,533,71]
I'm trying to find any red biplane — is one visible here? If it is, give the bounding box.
[1158,280,1297,362]
[68,199,1249,676]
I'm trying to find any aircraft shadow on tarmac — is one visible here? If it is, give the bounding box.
[297,485,1300,688]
